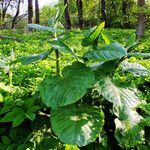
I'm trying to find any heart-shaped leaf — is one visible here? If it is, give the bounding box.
[40,62,95,109]
[51,105,104,147]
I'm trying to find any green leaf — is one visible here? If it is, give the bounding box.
[1,136,11,145]
[17,49,53,65]
[0,93,3,103]
[23,98,35,108]
[138,103,150,115]
[0,59,5,69]
[37,136,60,150]
[26,106,41,114]
[40,62,95,109]
[50,39,76,58]
[25,113,36,121]
[0,107,24,123]
[51,105,104,147]
[91,60,118,81]
[27,24,63,33]
[84,43,127,62]
[0,56,9,72]
[120,61,150,76]
[98,76,142,121]
[115,119,144,148]
[65,144,80,150]
[12,112,25,128]
[82,22,105,47]
[125,33,138,49]
[101,33,111,44]
[17,142,34,150]
[98,76,144,147]
[127,52,150,59]
[0,82,13,92]
[85,132,110,150]
[140,116,150,127]
[0,105,13,115]
[53,5,66,26]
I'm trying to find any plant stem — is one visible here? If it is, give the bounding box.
[54,31,60,76]
[55,49,60,76]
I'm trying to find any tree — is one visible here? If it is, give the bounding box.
[76,0,83,28]
[35,0,39,24]
[101,0,107,26]
[12,0,21,28]
[28,0,33,24]
[64,0,71,29]
[0,0,12,23]
[136,0,146,38]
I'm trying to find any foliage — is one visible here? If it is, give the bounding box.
[0,21,150,149]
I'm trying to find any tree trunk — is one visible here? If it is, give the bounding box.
[35,0,40,24]
[76,0,83,29]
[28,0,33,24]
[122,0,130,28]
[64,0,71,29]
[101,0,107,27]
[12,0,21,29]
[97,0,101,22]
[136,0,146,39]
[1,0,12,22]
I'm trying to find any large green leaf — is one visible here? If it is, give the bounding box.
[17,49,53,65]
[27,24,63,33]
[84,43,127,62]
[98,76,142,121]
[120,61,149,76]
[40,62,95,109]
[50,39,77,58]
[98,76,144,147]
[51,105,104,147]
[82,22,105,47]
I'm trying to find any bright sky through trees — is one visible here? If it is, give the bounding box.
[9,0,59,15]
[39,0,59,8]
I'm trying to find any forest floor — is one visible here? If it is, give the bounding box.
[0,28,150,149]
